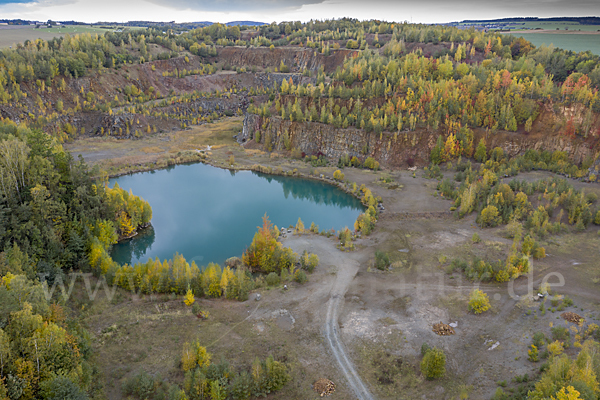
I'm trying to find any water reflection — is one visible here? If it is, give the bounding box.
[110,225,156,266]
[110,163,364,266]
[257,172,358,208]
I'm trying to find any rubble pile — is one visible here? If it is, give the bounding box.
[433,322,455,336]
[313,378,336,397]
[561,312,584,324]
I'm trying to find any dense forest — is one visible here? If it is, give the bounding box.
[0,119,151,399]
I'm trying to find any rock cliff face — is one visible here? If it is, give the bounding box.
[217,46,355,74]
[242,113,599,167]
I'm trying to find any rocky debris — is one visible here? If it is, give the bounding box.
[561,312,584,324]
[313,378,336,397]
[432,322,455,336]
[487,341,500,351]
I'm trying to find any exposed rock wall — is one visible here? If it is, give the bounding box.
[243,113,599,167]
[216,46,355,74]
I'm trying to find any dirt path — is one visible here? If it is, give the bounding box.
[284,235,375,399]
[324,256,374,400]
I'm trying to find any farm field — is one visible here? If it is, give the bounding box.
[510,32,600,55]
[0,24,111,47]
[459,21,600,32]
[518,21,600,31]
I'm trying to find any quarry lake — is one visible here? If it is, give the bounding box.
[110,163,364,266]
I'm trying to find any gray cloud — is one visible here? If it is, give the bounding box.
[143,0,325,12]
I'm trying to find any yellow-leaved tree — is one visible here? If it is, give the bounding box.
[468,289,490,314]
[295,217,304,234]
[184,288,195,306]
[181,340,211,371]
[220,266,235,296]
[551,386,583,400]
[243,214,296,274]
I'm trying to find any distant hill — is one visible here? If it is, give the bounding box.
[225,21,267,27]
[1,18,267,29]
[0,19,35,25]
[458,17,600,25]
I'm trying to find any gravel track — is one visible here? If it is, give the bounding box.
[323,254,374,400]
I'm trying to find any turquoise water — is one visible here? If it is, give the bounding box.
[109,163,364,266]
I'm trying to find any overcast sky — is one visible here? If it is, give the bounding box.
[0,0,598,24]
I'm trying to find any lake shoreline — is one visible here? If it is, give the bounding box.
[108,160,367,266]
[104,154,372,209]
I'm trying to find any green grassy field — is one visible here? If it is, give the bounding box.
[458,21,600,32]
[0,25,112,48]
[519,21,600,32]
[511,32,600,55]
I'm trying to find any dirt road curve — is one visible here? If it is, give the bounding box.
[323,252,374,400]
[325,294,374,400]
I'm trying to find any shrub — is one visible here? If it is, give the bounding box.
[475,139,487,163]
[430,136,443,164]
[40,376,88,400]
[563,296,573,307]
[527,344,539,362]
[191,302,202,315]
[551,326,570,341]
[532,332,546,348]
[181,341,211,371]
[338,227,353,246]
[184,288,195,306]
[333,169,345,181]
[492,388,508,400]
[533,246,546,259]
[266,272,280,286]
[122,371,156,399]
[547,340,564,357]
[375,251,390,270]
[472,233,481,243]
[420,347,446,379]
[420,342,432,356]
[595,210,600,225]
[425,164,443,179]
[307,253,319,273]
[479,205,501,227]
[468,289,491,314]
[294,270,307,284]
[364,157,379,170]
[437,178,456,198]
